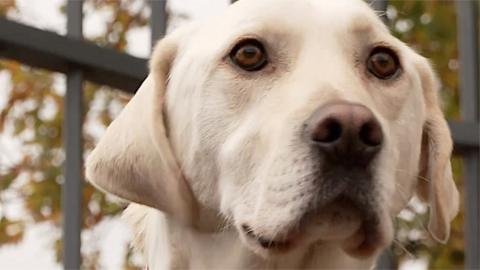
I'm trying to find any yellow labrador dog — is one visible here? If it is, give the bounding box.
[86,0,459,269]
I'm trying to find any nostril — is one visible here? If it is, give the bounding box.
[312,118,343,143]
[359,120,383,147]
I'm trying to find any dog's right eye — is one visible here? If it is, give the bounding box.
[230,39,268,72]
[367,47,400,80]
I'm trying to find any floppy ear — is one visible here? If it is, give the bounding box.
[415,58,459,243]
[86,31,197,225]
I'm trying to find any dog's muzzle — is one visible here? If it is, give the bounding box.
[303,101,384,208]
[239,101,389,258]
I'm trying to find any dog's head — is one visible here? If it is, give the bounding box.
[86,0,459,260]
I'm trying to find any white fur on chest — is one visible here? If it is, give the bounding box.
[124,205,375,270]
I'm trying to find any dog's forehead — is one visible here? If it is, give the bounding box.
[229,0,371,17]
[224,0,383,33]
[189,0,389,51]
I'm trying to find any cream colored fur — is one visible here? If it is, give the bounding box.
[86,0,459,269]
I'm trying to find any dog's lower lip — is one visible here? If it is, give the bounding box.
[341,216,386,258]
[257,237,292,250]
[241,224,293,250]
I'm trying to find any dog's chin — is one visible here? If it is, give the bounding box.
[306,197,393,259]
[237,198,392,259]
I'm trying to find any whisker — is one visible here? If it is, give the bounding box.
[393,182,411,205]
[215,212,234,233]
[393,182,430,234]
[393,168,430,183]
[393,239,415,259]
[374,11,387,17]
[416,175,430,183]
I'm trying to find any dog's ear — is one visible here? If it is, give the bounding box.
[86,29,197,225]
[415,58,459,243]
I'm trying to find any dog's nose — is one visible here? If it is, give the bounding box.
[304,102,383,164]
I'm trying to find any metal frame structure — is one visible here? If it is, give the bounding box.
[62,2,83,268]
[0,1,477,269]
[457,1,479,268]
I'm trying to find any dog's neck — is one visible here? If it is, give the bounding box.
[126,205,376,270]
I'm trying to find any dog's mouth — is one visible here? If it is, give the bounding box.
[241,224,294,251]
[238,195,391,258]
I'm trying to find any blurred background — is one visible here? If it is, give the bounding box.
[0,0,478,269]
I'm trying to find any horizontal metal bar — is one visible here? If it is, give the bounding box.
[0,20,477,155]
[449,121,480,154]
[0,18,147,93]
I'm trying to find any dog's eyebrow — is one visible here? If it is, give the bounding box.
[220,22,297,55]
[345,13,389,46]
[350,19,374,35]
[348,12,389,34]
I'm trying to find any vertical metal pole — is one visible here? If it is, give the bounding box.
[369,0,388,22]
[457,1,479,269]
[63,0,83,269]
[150,0,167,49]
[376,249,395,270]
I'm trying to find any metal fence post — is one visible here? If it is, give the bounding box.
[457,1,479,269]
[369,0,388,22]
[63,0,84,269]
[150,0,167,49]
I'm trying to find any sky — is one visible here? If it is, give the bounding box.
[0,1,428,269]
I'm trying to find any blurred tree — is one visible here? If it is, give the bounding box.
[0,0,467,269]
[0,0,151,269]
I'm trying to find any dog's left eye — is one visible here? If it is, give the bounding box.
[367,47,400,80]
[230,39,268,71]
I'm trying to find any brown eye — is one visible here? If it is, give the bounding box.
[367,47,400,80]
[230,39,267,71]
